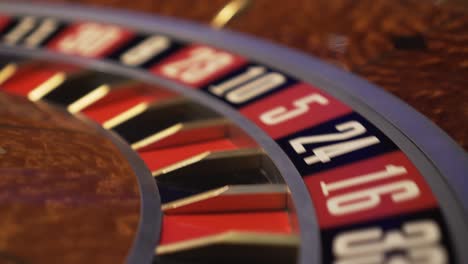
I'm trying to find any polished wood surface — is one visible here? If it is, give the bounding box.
[0,93,140,264]
[48,0,468,150]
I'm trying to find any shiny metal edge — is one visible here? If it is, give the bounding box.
[77,113,162,264]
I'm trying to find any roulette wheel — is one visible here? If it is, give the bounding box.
[0,0,467,263]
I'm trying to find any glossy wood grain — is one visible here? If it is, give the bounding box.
[0,93,140,264]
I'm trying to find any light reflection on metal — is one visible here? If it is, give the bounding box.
[163,184,288,214]
[28,72,66,101]
[153,151,211,177]
[0,63,17,85]
[68,84,110,113]
[156,231,299,257]
[102,102,149,129]
[131,119,230,150]
[211,0,251,29]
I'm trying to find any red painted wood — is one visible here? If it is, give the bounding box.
[82,83,175,123]
[1,63,79,97]
[139,138,238,172]
[160,211,291,245]
[0,15,10,31]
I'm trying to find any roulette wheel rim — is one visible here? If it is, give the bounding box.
[0,2,467,264]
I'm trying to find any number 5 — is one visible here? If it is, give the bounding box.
[259,93,329,125]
